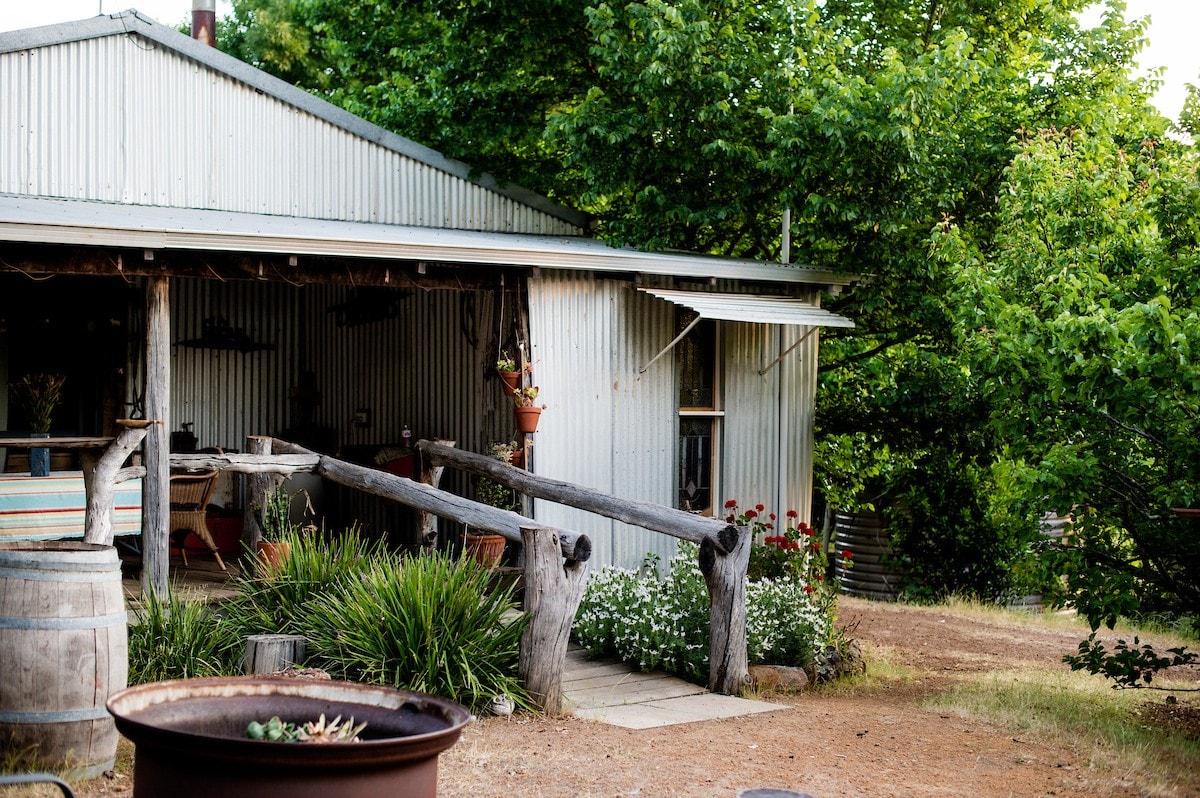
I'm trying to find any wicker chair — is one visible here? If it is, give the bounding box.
[169,471,226,570]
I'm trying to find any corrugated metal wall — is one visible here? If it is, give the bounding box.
[529,274,822,569]
[163,278,505,544]
[528,273,679,570]
[0,35,579,236]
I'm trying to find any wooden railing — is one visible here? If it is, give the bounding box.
[161,435,750,711]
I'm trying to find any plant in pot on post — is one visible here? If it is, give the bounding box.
[254,486,309,575]
[10,373,65,477]
[466,444,521,569]
[512,386,544,434]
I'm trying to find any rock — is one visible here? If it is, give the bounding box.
[748,664,810,693]
[270,666,332,680]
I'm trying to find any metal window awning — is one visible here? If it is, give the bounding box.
[637,288,855,374]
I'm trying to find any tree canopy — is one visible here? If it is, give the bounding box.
[222,0,1199,615]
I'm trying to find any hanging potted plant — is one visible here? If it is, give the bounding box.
[10,373,65,477]
[512,387,544,434]
[496,352,521,397]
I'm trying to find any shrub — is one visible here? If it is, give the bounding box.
[574,540,836,682]
[306,550,529,713]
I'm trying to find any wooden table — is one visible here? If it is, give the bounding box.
[0,421,153,545]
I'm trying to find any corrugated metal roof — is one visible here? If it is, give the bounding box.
[638,288,856,327]
[0,10,588,231]
[0,194,855,286]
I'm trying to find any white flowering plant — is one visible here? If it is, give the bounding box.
[573,541,839,680]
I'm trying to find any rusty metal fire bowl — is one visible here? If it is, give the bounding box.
[106,677,471,797]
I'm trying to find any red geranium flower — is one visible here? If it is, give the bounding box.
[725,515,735,523]
[755,503,765,512]
[786,509,799,519]
[804,585,814,594]
[744,509,758,519]
[842,550,853,559]
[724,499,738,508]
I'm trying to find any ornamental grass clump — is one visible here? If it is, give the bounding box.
[306,550,529,713]
[222,526,378,640]
[128,587,236,684]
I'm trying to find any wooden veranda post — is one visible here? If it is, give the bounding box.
[142,276,171,597]
[518,525,589,715]
[700,528,752,694]
[243,435,286,547]
[416,439,456,550]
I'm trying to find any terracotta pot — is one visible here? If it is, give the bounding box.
[498,370,520,396]
[255,540,292,574]
[464,534,506,569]
[513,406,542,434]
[107,677,470,798]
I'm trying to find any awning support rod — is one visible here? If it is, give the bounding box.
[759,327,817,376]
[639,314,704,375]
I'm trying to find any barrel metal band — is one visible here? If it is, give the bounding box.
[0,566,121,583]
[0,706,111,723]
[0,611,128,630]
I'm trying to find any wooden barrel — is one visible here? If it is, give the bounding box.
[0,541,128,779]
[832,509,902,601]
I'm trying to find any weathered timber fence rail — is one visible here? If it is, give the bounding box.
[168,436,590,713]
[163,435,751,705]
[416,440,751,695]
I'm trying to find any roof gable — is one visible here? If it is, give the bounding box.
[0,10,587,234]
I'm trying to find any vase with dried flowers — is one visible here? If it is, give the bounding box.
[10,373,65,476]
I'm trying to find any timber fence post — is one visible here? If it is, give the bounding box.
[243,435,285,548]
[700,525,752,694]
[518,524,589,715]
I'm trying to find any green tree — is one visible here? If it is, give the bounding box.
[221,0,1181,605]
[937,123,1200,624]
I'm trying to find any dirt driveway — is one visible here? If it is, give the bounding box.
[67,597,1197,798]
[434,597,1198,798]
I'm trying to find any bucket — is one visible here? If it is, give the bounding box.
[832,509,902,601]
[0,541,127,778]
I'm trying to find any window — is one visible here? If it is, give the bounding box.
[676,312,720,514]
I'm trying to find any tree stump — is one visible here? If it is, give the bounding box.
[700,527,752,694]
[244,634,307,675]
[517,525,588,715]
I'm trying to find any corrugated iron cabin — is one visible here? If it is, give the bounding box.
[0,10,854,578]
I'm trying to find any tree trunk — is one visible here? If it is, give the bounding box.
[700,527,752,695]
[518,525,589,715]
[82,422,153,545]
[243,436,286,548]
[315,455,591,562]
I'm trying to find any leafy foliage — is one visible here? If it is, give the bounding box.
[1064,633,1199,690]
[937,125,1200,624]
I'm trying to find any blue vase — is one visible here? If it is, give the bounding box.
[29,433,50,477]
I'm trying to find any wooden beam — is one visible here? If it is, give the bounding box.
[142,276,171,597]
[170,451,319,474]
[312,453,591,562]
[417,440,741,553]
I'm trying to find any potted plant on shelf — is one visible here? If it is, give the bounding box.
[10,372,65,477]
[512,386,544,434]
[496,352,521,396]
